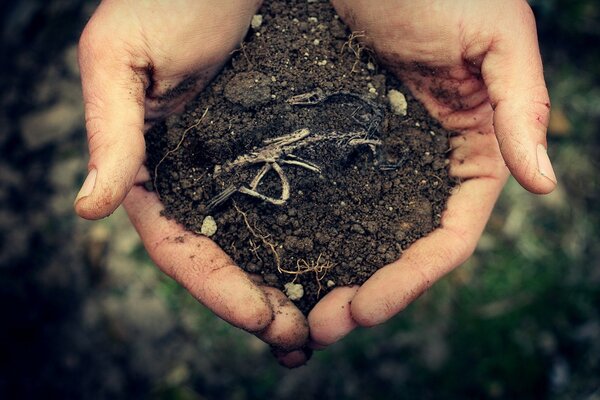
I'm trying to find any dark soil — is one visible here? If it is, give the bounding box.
[146,0,456,314]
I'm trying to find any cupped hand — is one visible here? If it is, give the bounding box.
[75,0,310,367]
[309,0,556,348]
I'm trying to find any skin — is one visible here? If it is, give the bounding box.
[76,0,556,366]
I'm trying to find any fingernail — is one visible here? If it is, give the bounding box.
[536,144,557,184]
[75,169,97,203]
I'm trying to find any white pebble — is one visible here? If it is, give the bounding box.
[200,216,217,237]
[251,14,263,30]
[387,89,408,116]
[284,282,304,301]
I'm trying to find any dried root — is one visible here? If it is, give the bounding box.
[341,31,367,73]
[154,108,208,199]
[233,203,281,272]
[279,254,335,297]
[206,89,385,210]
[207,127,374,210]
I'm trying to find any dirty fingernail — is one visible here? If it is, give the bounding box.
[75,169,97,203]
[536,144,557,184]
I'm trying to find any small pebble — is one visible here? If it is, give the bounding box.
[284,282,304,301]
[251,14,263,30]
[387,89,408,116]
[200,216,217,237]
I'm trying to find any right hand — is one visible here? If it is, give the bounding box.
[309,0,555,349]
[76,0,311,368]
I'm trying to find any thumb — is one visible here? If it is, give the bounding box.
[481,5,557,194]
[74,25,147,220]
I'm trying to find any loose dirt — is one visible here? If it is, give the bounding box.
[145,0,456,314]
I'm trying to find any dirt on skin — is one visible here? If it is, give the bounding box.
[145,0,456,314]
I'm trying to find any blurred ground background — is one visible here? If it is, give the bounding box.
[0,1,598,399]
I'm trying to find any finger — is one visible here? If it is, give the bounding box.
[258,287,311,368]
[256,286,309,351]
[480,3,556,194]
[123,182,273,333]
[272,348,313,369]
[75,17,147,220]
[308,286,358,349]
[350,175,506,327]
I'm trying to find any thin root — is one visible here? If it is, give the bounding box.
[233,203,281,272]
[279,254,335,298]
[341,31,367,73]
[154,107,209,199]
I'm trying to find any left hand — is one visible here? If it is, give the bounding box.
[308,0,556,348]
[76,0,310,368]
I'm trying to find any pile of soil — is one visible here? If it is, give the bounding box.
[146,0,455,314]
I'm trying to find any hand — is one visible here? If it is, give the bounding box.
[75,0,310,367]
[309,0,556,348]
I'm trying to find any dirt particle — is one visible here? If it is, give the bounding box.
[224,71,272,109]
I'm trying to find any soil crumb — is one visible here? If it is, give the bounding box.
[145,0,456,314]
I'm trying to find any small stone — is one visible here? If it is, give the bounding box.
[284,282,304,301]
[200,216,217,237]
[251,14,263,30]
[387,89,408,116]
